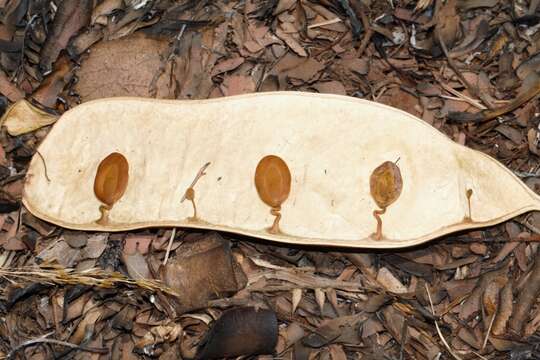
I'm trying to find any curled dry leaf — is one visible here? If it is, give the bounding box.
[1,100,58,136]
[161,232,246,314]
[23,92,540,248]
[93,152,129,224]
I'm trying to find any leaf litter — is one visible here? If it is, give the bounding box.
[0,0,540,359]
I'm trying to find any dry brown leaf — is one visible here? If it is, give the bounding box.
[492,282,513,335]
[435,0,461,48]
[123,249,150,280]
[91,0,124,25]
[39,0,93,73]
[328,344,347,360]
[220,75,256,96]
[32,56,75,108]
[275,27,307,57]
[195,307,278,359]
[339,58,369,75]
[161,233,246,313]
[211,57,245,77]
[0,69,24,101]
[303,313,366,347]
[286,58,325,82]
[274,0,297,15]
[75,33,175,101]
[376,267,408,294]
[312,81,346,95]
[124,234,153,255]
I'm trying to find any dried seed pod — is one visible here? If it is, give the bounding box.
[24,93,540,248]
[94,152,129,224]
[370,161,403,209]
[255,155,291,233]
[370,161,402,240]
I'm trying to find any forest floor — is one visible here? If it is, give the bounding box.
[1,0,540,359]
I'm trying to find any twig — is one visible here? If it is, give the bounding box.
[163,227,177,266]
[437,31,487,109]
[481,312,496,350]
[307,18,342,29]
[425,283,463,360]
[356,3,373,57]
[435,75,486,110]
[448,81,540,123]
[7,332,108,360]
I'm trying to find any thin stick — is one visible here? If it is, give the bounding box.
[307,18,342,29]
[163,228,177,265]
[424,283,463,360]
[435,77,486,110]
[481,312,496,350]
[7,333,108,360]
[356,3,373,57]
[437,31,488,109]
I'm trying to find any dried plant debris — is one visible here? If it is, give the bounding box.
[194,306,278,359]
[161,232,246,313]
[1,0,540,358]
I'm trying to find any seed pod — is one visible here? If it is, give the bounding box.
[94,152,129,208]
[370,161,402,209]
[254,155,291,209]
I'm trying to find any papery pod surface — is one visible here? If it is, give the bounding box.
[22,92,540,248]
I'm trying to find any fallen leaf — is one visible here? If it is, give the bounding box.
[195,307,278,359]
[376,267,408,293]
[275,27,307,57]
[36,239,81,267]
[286,58,325,82]
[75,33,175,101]
[435,0,460,48]
[39,0,93,73]
[220,75,256,96]
[312,81,346,95]
[1,100,57,136]
[339,58,369,75]
[124,234,153,255]
[0,69,24,101]
[303,313,366,347]
[161,232,246,313]
[123,249,150,280]
[211,57,245,77]
[495,124,523,145]
[32,56,75,108]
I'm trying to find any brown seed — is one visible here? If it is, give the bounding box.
[370,161,402,209]
[94,152,129,208]
[254,155,291,209]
